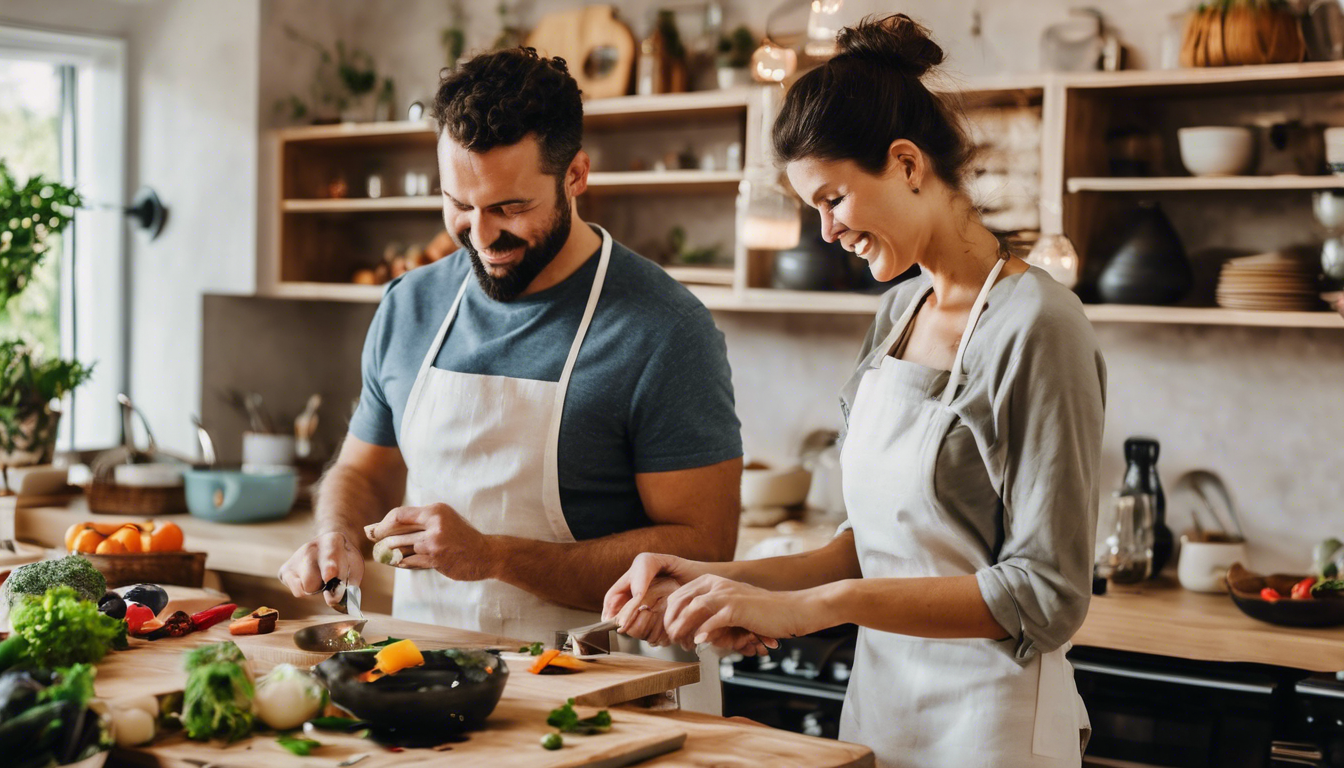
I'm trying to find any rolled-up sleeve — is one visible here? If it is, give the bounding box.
[976,314,1107,661]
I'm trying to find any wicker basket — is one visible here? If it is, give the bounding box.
[87,481,187,516]
[84,551,207,588]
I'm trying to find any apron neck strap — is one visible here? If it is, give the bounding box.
[941,254,1009,406]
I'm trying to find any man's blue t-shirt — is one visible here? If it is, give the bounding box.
[349,231,743,540]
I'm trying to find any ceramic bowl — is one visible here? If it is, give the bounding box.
[1178,126,1256,176]
[315,649,509,745]
[1226,563,1344,628]
[741,462,812,508]
[183,468,297,524]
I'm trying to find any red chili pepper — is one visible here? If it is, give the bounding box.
[190,603,238,632]
[1292,578,1316,600]
[1260,587,1283,603]
[125,602,155,634]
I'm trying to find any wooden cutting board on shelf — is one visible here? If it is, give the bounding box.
[113,697,687,768]
[233,616,700,706]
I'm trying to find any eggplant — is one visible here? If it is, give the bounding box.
[98,592,127,620]
[0,669,51,720]
[119,584,169,616]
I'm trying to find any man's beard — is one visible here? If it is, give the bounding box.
[459,192,572,302]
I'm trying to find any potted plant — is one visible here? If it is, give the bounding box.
[1180,0,1305,67]
[717,25,756,89]
[0,160,94,484]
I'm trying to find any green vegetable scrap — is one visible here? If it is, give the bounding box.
[181,641,255,742]
[307,716,370,732]
[519,642,545,656]
[277,734,322,756]
[546,697,613,735]
[38,663,95,706]
[9,586,128,669]
[1311,579,1344,597]
[541,732,563,750]
[2,555,106,606]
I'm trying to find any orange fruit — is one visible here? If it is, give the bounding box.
[65,523,93,551]
[71,528,105,554]
[95,537,127,555]
[89,522,125,536]
[109,525,143,553]
[149,521,183,552]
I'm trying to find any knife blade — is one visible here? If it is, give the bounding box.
[345,584,364,620]
[554,618,619,655]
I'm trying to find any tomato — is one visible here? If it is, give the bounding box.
[124,602,155,634]
[1292,577,1316,600]
[1260,587,1283,603]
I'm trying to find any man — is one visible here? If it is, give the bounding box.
[277,48,743,709]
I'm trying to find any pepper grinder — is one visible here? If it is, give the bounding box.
[1120,437,1173,576]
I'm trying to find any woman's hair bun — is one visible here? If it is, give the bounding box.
[835,14,944,78]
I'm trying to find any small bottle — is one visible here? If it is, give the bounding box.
[1120,437,1173,576]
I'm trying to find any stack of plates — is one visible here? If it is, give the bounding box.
[1216,252,1320,311]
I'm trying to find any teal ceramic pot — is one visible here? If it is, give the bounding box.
[183,469,297,524]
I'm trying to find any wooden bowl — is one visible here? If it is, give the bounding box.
[83,550,207,588]
[1226,562,1344,628]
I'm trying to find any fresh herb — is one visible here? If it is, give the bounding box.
[443,649,497,683]
[181,642,254,742]
[9,586,128,668]
[231,605,253,620]
[1311,579,1344,596]
[307,716,370,732]
[369,636,403,648]
[37,663,95,706]
[277,734,322,756]
[519,642,545,656]
[541,732,563,750]
[340,627,365,647]
[546,698,612,735]
[185,640,247,671]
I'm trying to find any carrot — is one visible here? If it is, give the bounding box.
[529,649,561,674]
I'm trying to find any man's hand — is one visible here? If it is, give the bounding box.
[278,531,365,608]
[367,503,495,581]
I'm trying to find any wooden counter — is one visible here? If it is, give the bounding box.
[11,496,1344,673]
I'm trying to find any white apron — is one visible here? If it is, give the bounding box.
[838,256,1089,768]
[393,227,720,711]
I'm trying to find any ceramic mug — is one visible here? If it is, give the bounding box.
[242,431,296,473]
[1178,535,1249,593]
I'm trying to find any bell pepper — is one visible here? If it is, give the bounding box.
[190,603,238,632]
[229,607,279,636]
[1291,577,1316,600]
[1260,587,1283,603]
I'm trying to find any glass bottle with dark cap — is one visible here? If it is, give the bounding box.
[1121,437,1173,575]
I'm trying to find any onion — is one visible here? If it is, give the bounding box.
[254,664,327,731]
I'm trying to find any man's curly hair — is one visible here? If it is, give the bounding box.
[432,47,584,177]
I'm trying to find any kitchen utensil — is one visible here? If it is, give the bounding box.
[305,576,341,596]
[293,619,369,653]
[344,583,364,620]
[554,618,620,656]
[1216,252,1322,311]
[525,6,636,100]
[243,392,272,433]
[191,415,216,467]
[1177,126,1256,176]
[117,393,157,462]
[1185,469,1245,542]
[242,432,296,472]
[1095,491,1156,584]
[1177,534,1248,593]
[1226,563,1344,628]
[183,468,297,523]
[1040,7,1106,72]
[314,649,509,744]
[293,394,321,459]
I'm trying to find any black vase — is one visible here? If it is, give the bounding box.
[1095,201,1193,305]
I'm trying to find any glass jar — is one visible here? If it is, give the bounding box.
[1096,491,1156,585]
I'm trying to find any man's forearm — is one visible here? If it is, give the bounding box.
[489,523,733,612]
[313,465,397,541]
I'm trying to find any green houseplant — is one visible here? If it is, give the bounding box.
[0,159,93,478]
[716,25,756,89]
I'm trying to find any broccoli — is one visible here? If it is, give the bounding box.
[2,555,106,606]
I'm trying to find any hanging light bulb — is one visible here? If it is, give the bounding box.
[1025,233,1081,288]
[805,0,845,58]
[751,39,798,83]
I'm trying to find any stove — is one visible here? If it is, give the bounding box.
[720,624,856,739]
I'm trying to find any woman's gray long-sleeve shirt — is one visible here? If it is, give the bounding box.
[838,266,1108,661]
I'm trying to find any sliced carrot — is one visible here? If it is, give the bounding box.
[546,653,586,670]
[529,648,561,674]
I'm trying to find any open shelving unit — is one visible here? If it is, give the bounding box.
[265,66,1344,329]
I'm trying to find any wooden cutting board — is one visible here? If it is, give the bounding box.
[233,616,700,707]
[112,697,687,768]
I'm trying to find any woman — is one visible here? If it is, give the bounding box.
[603,14,1106,768]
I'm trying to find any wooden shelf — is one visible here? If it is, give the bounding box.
[275,120,436,146]
[282,196,441,213]
[1081,304,1344,328]
[1062,60,1344,96]
[1068,175,1344,193]
[583,88,752,130]
[663,266,734,285]
[265,282,386,302]
[586,170,743,195]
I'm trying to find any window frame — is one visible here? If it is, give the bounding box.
[0,23,127,450]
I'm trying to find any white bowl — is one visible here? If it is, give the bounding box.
[741,463,812,508]
[112,462,183,488]
[1177,126,1256,176]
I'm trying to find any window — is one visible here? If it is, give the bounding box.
[0,24,125,450]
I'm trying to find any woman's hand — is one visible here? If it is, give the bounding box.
[664,575,829,651]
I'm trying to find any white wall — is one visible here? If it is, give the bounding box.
[1,0,261,454]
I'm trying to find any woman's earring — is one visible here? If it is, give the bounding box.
[912,187,920,194]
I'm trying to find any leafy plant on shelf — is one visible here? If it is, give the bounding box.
[0,160,93,481]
